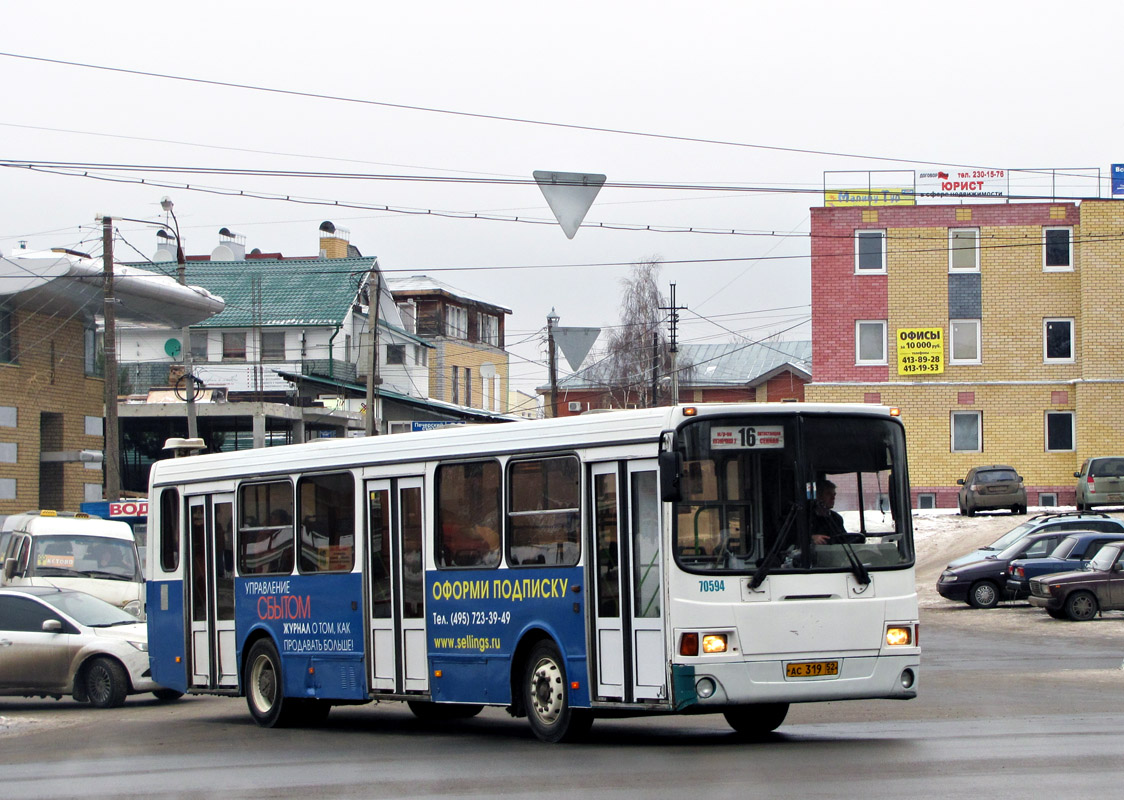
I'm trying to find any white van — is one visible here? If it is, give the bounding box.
[0,511,145,619]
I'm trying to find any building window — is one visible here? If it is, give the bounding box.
[1045,411,1075,452]
[222,332,247,361]
[0,406,15,427]
[949,228,980,272]
[464,367,472,406]
[1043,227,1072,271]
[85,416,102,436]
[414,346,427,367]
[451,366,460,404]
[1039,492,1058,507]
[950,319,981,364]
[189,331,208,360]
[261,331,286,362]
[397,302,416,334]
[480,314,499,346]
[0,442,15,463]
[917,494,936,510]
[84,326,97,375]
[0,478,14,500]
[855,230,886,273]
[951,411,981,453]
[445,305,468,339]
[0,302,13,363]
[855,320,887,365]
[1044,318,1074,362]
[386,344,406,365]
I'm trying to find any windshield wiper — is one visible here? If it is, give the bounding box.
[838,539,871,586]
[750,503,800,589]
[80,570,133,581]
[89,619,137,628]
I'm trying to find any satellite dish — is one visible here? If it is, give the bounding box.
[480,362,496,379]
[164,338,182,358]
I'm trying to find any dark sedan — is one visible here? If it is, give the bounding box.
[937,530,1067,608]
[1028,541,1124,620]
[1005,531,1124,599]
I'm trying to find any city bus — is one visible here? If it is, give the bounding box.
[145,403,918,742]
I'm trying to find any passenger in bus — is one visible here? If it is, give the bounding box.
[810,480,863,545]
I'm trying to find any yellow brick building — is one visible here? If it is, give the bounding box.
[806,200,1124,508]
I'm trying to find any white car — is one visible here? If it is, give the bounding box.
[0,586,180,707]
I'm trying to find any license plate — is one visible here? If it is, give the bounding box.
[1104,493,1124,501]
[785,660,839,678]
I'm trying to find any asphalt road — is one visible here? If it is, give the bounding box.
[2,605,1122,800]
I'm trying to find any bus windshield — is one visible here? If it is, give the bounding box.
[672,413,912,574]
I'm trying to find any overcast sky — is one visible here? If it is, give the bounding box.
[2,1,1121,392]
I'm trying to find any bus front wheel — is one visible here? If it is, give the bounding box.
[523,641,592,743]
[723,703,789,737]
[245,638,299,728]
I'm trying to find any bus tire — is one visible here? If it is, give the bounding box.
[245,638,297,728]
[85,656,129,708]
[723,703,789,737]
[408,700,484,721]
[523,641,592,743]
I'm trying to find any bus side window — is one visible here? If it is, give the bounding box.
[297,472,355,573]
[436,460,501,569]
[238,481,295,575]
[507,456,580,568]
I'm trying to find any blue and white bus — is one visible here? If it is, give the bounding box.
[145,403,918,741]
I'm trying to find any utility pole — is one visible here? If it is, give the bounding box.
[659,283,686,406]
[365,269,382,436]
[101,217,120,501]
[547,308,559,418]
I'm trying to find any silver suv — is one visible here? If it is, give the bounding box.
[1074,456,1124,511]
[957,465,1027,516]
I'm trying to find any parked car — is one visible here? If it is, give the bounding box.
[1028,541,1124,620]
[1074,456,1124,511]
[957,465,1027,516]
[944,511,1124,570]
[938,530,1069,608]
[1005,531,1124,599]
[0,586,179,706]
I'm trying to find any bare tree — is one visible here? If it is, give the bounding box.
[590,258,687,408]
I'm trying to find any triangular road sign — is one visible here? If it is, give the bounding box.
[554,326,600,371]
[534,170,606,239]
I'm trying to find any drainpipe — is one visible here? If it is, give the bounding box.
[327,322,343,379]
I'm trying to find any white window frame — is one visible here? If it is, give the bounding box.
[445,305,468,339]
[1043,318,1075,363]
[1045,411,1075,452]
[951,410,982,453]
[949,319,981,365]
[948,228,980,272]
[1043,227,1073,272]
[480,314,499,346]
[854,230,887,274]
[855,320,887,365]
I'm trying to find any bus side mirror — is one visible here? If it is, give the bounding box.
[659,451,682,503]
[2,557,16,582]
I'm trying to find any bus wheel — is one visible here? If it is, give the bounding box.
[408,700,484,721]
[523,641,592,743]
[723,703,789,737]
[245,639,296,728]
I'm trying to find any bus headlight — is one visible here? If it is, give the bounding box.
[701,634,728,654]
[886,626,912,646]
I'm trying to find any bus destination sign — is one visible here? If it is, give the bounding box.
[710,426,785,449]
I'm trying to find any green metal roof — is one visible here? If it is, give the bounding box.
[138,257,375,329]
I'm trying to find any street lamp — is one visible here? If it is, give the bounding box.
[547,308,560,419]
[158,197,197,440]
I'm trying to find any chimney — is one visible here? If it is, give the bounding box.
[212,228,246,261]
[318,220,350,259]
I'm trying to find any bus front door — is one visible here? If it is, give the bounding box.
[186,493,237,689]
[590,460,667,703]
[366,478,429,694]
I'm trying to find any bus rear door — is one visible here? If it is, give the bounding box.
[186,493,237,689]
[366,477,429,694]
[590,460,667,703]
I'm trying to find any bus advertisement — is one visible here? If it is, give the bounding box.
[145,403,919,741]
